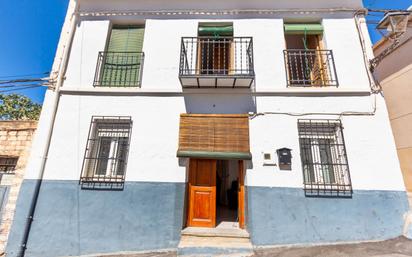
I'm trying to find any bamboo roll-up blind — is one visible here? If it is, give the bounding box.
[178,114,250,155]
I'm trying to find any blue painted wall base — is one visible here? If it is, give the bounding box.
[247,186,409,246]
[6,180,186,257]
[6,181,409,257]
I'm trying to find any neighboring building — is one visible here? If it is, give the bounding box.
[373,9,412,195]
[0,121,37,254]
[5,0,409,256]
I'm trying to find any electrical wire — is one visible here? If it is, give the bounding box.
[0,72,49,79]
[0,85,44,93]
[0,73,50,94]
[0,78,47,85]
[0,83,47,88]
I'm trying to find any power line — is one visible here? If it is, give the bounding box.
[0,72,50,79]
[368,8,412,14]
[0,85,44,93]
[0,83,47,89]
[0,78,48,85]
[0,73,50,94]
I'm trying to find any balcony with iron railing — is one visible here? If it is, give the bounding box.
[179,37,255,88]
[284,49,338,87]
[94,51,144,87]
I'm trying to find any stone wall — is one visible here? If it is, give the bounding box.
[0,121,37,253]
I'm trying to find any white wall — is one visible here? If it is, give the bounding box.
[141,20,197,89]
[63,18,371,91]
[78,0,363,13]
[322,18,370,89]
[26,2,405,195]
[247,95,404,191]
[24,92,405,192]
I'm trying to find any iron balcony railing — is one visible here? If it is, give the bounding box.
[94,51,144,87]
[179,37,255,88]
[284,49,338,87]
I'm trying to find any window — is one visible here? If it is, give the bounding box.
[80,116,132,189]
[197,23,234,75]
[0,157,18,173]
[95,25,145,87]
[298,120,352,197]
[283,23,338,87]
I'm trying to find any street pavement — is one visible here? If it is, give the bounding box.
[98,236,412,257]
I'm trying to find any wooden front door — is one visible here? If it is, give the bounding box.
[187,159,217,227]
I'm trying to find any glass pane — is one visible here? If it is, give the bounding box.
[318,139,335,184]
[300,138,315,183]
[95,137,112,175]
[114,137,129,176]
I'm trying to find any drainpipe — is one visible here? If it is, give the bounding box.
[354,10,381,92]
[17,1,79,256]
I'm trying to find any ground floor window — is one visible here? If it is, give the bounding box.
[298,119,352,197]
[80,116,132,189]
[0,157,18,174]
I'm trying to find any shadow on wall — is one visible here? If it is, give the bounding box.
[182,89,257,114]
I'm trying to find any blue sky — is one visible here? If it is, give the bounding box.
[0,0,411,104]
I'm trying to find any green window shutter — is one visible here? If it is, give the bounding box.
[101,26,145,87]
[284,24,323,35]
[198,24,233,36]
[107,26,145,52]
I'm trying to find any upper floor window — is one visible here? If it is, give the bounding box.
[298,119,352,197]
[0,157,18,174]
[284,23,338,87]
[179,23,255,88]
[80,116,132,190]
[94,25,145,87]
[197,23,234,75]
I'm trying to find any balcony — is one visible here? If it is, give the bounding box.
[179,37,255,88]
[94,51,144,87]
[284,49,338,87]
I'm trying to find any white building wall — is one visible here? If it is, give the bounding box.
[322,18,370,89]
[24,10,405,192]
[23,92,405,192]
[65,20,109,88]
[78,0,364,13]
[63,17,371,91]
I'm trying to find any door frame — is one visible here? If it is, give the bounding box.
[238,160,246,229]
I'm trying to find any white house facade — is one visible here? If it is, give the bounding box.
[5,0,409,256]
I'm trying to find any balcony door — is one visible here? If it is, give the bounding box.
[284,23,330,86]
[101,25,145,87]
[197,23,233,75]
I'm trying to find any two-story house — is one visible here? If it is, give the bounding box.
[5,0,409,256]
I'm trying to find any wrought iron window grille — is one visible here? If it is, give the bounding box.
[0,157,18,174]
[298,119,352,197]
[284,49,338,87]
[80,116,132,190]
[94,52,144,87]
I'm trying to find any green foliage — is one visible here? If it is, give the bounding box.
[0,94,42,120]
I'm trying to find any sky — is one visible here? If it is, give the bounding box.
[0,0,411,104]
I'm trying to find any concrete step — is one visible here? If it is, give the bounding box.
[178,234,253,257]
[181,227,250,238]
